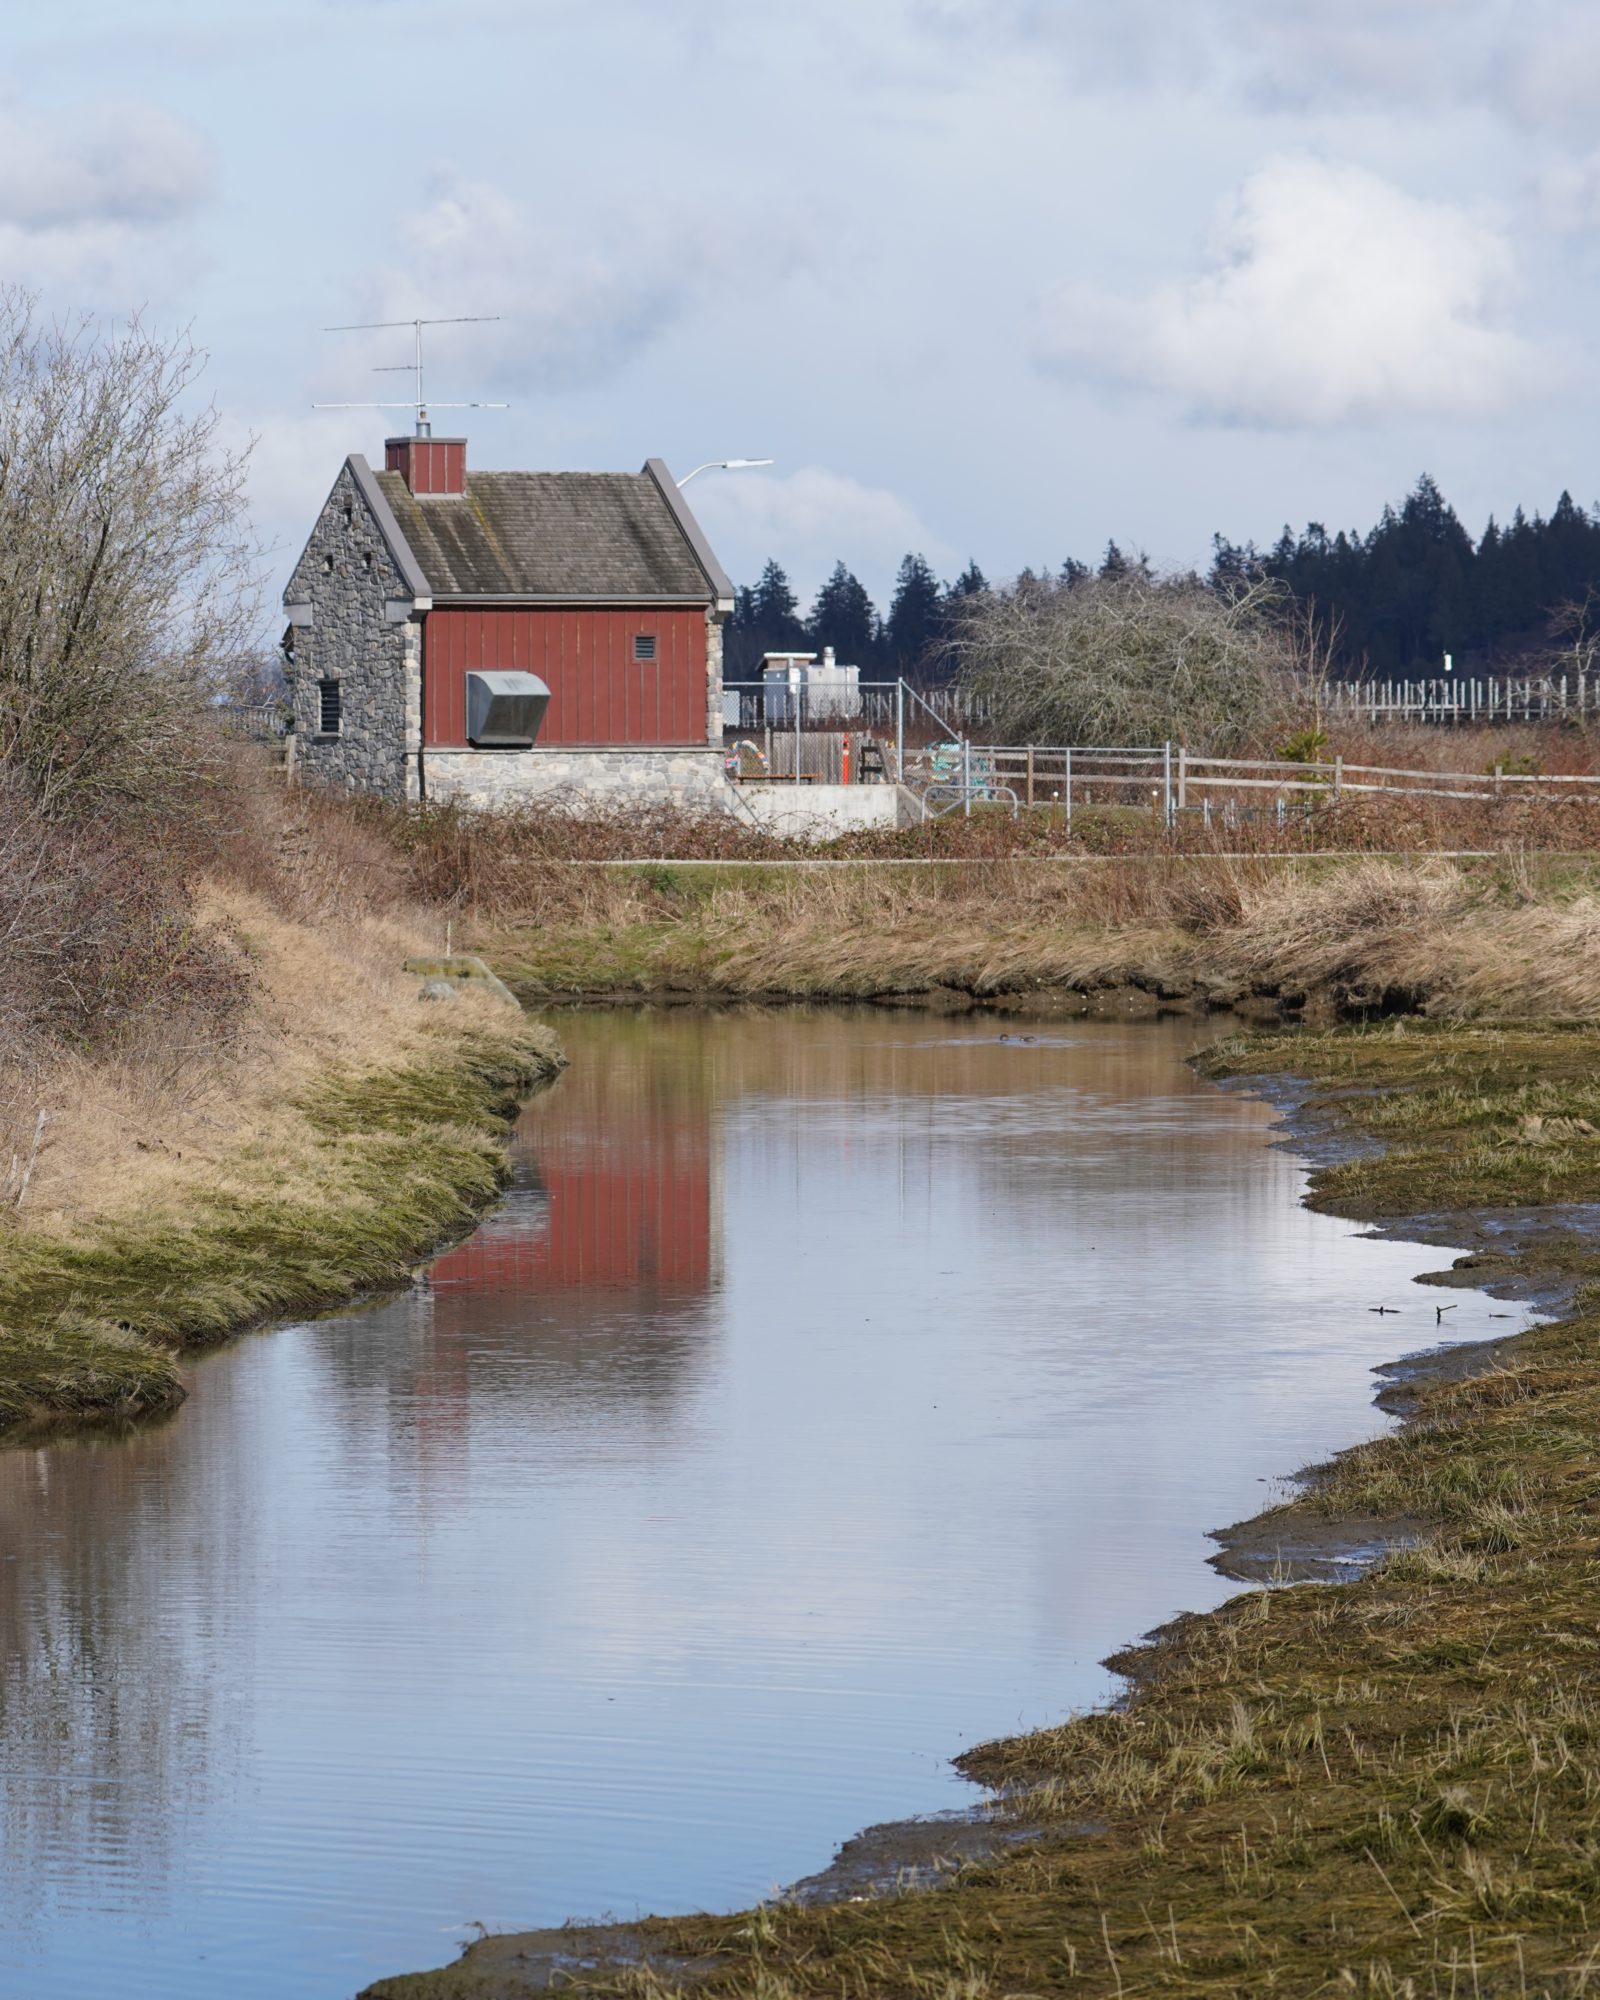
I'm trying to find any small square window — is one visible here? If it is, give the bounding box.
[633,632,657,662]
[324,553,335,574]
[342,503,354,530]
[318,679,342,735]
[363,550,374,573]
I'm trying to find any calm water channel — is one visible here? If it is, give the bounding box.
[0,1010,1529,1998]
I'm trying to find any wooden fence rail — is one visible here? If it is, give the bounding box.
[958,743,1600,816]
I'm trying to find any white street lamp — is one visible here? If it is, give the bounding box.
[677,457,775,487]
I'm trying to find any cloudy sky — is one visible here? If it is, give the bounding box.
[8,0,1600,613]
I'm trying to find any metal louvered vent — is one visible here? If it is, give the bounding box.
[465,671,551,747]
[318,680,342,735]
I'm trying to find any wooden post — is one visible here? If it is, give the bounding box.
[1494,761,1502,799]
[1333,753,1343,801]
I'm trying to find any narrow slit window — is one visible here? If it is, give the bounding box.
[318,679,342,735]
[633,632,657,662]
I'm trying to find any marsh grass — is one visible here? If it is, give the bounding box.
[0,1028,559,1432]
[364,1020,1600,2000]
[463,851,1600,1031]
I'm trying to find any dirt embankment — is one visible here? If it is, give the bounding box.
[0,769,564,1438]
[363,1017,1600,2000]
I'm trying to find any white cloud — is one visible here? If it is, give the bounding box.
[913,0,1600,133]
[0,99,213,230]
[1036,157,1541,429]
[1534,149,1600,234]
[347,175,742,398]
[0,220,207,317]
[0,97,213,312]
[687,465,953,603]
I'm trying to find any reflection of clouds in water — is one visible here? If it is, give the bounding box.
[0,1408,256,1945]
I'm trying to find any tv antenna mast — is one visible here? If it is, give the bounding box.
[315,314,509,435]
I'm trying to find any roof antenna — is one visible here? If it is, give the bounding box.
[315,315,509,436]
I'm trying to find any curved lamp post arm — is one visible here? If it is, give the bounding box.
[677,457,775,487]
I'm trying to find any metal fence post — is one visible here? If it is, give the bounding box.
[1065,746,1072,833]
[895,679,904,785]
[1162,741,1173,828]
[1177,744,1187,812]
[794,675,802,786]
[963,736,972,818]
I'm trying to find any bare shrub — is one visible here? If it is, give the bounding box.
[0,289,258,816]
[0,762,246,1055]
[950,571,1305,751]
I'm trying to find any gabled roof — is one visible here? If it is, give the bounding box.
[364,459,731,603]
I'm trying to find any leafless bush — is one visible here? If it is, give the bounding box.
[950,571,1307,751]
[0,762,246,1058]
[0,289,259,816]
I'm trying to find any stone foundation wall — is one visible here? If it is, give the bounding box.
[423,747,732,811]
[422,750,919,843]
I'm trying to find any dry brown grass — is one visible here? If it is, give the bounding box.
[0,748,475,1226]
[13,881,515,1227]
[465,848,1600,1022]
[1321,717,1600,778]
[0,749,562,1432]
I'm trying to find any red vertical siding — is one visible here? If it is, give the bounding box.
[423,606,706,746]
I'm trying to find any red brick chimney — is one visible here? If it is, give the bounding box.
[386,435,466,496]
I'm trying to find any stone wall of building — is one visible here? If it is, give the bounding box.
[423,746,733,812]
[704,607,725,748]
[283,464,419,799]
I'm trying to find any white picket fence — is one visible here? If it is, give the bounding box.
[1327,673,1600,725]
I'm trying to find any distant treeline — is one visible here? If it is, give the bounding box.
[728,476,1600,683]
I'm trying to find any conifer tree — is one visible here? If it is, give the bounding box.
[726,558,807,675]
[807,561,880,667]
[886,553,943,678]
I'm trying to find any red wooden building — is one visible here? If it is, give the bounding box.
[283,433,734,807]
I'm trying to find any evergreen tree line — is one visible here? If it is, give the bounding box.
[728,477,1600,684]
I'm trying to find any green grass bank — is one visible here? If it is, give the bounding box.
[0,1022,563,1438]
[366,1018,1600,2000]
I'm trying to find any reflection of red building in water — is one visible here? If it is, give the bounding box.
[429,1086,714,1314]
[358,1039,719,1516]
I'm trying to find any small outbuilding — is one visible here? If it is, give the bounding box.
[281,433,734,808]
